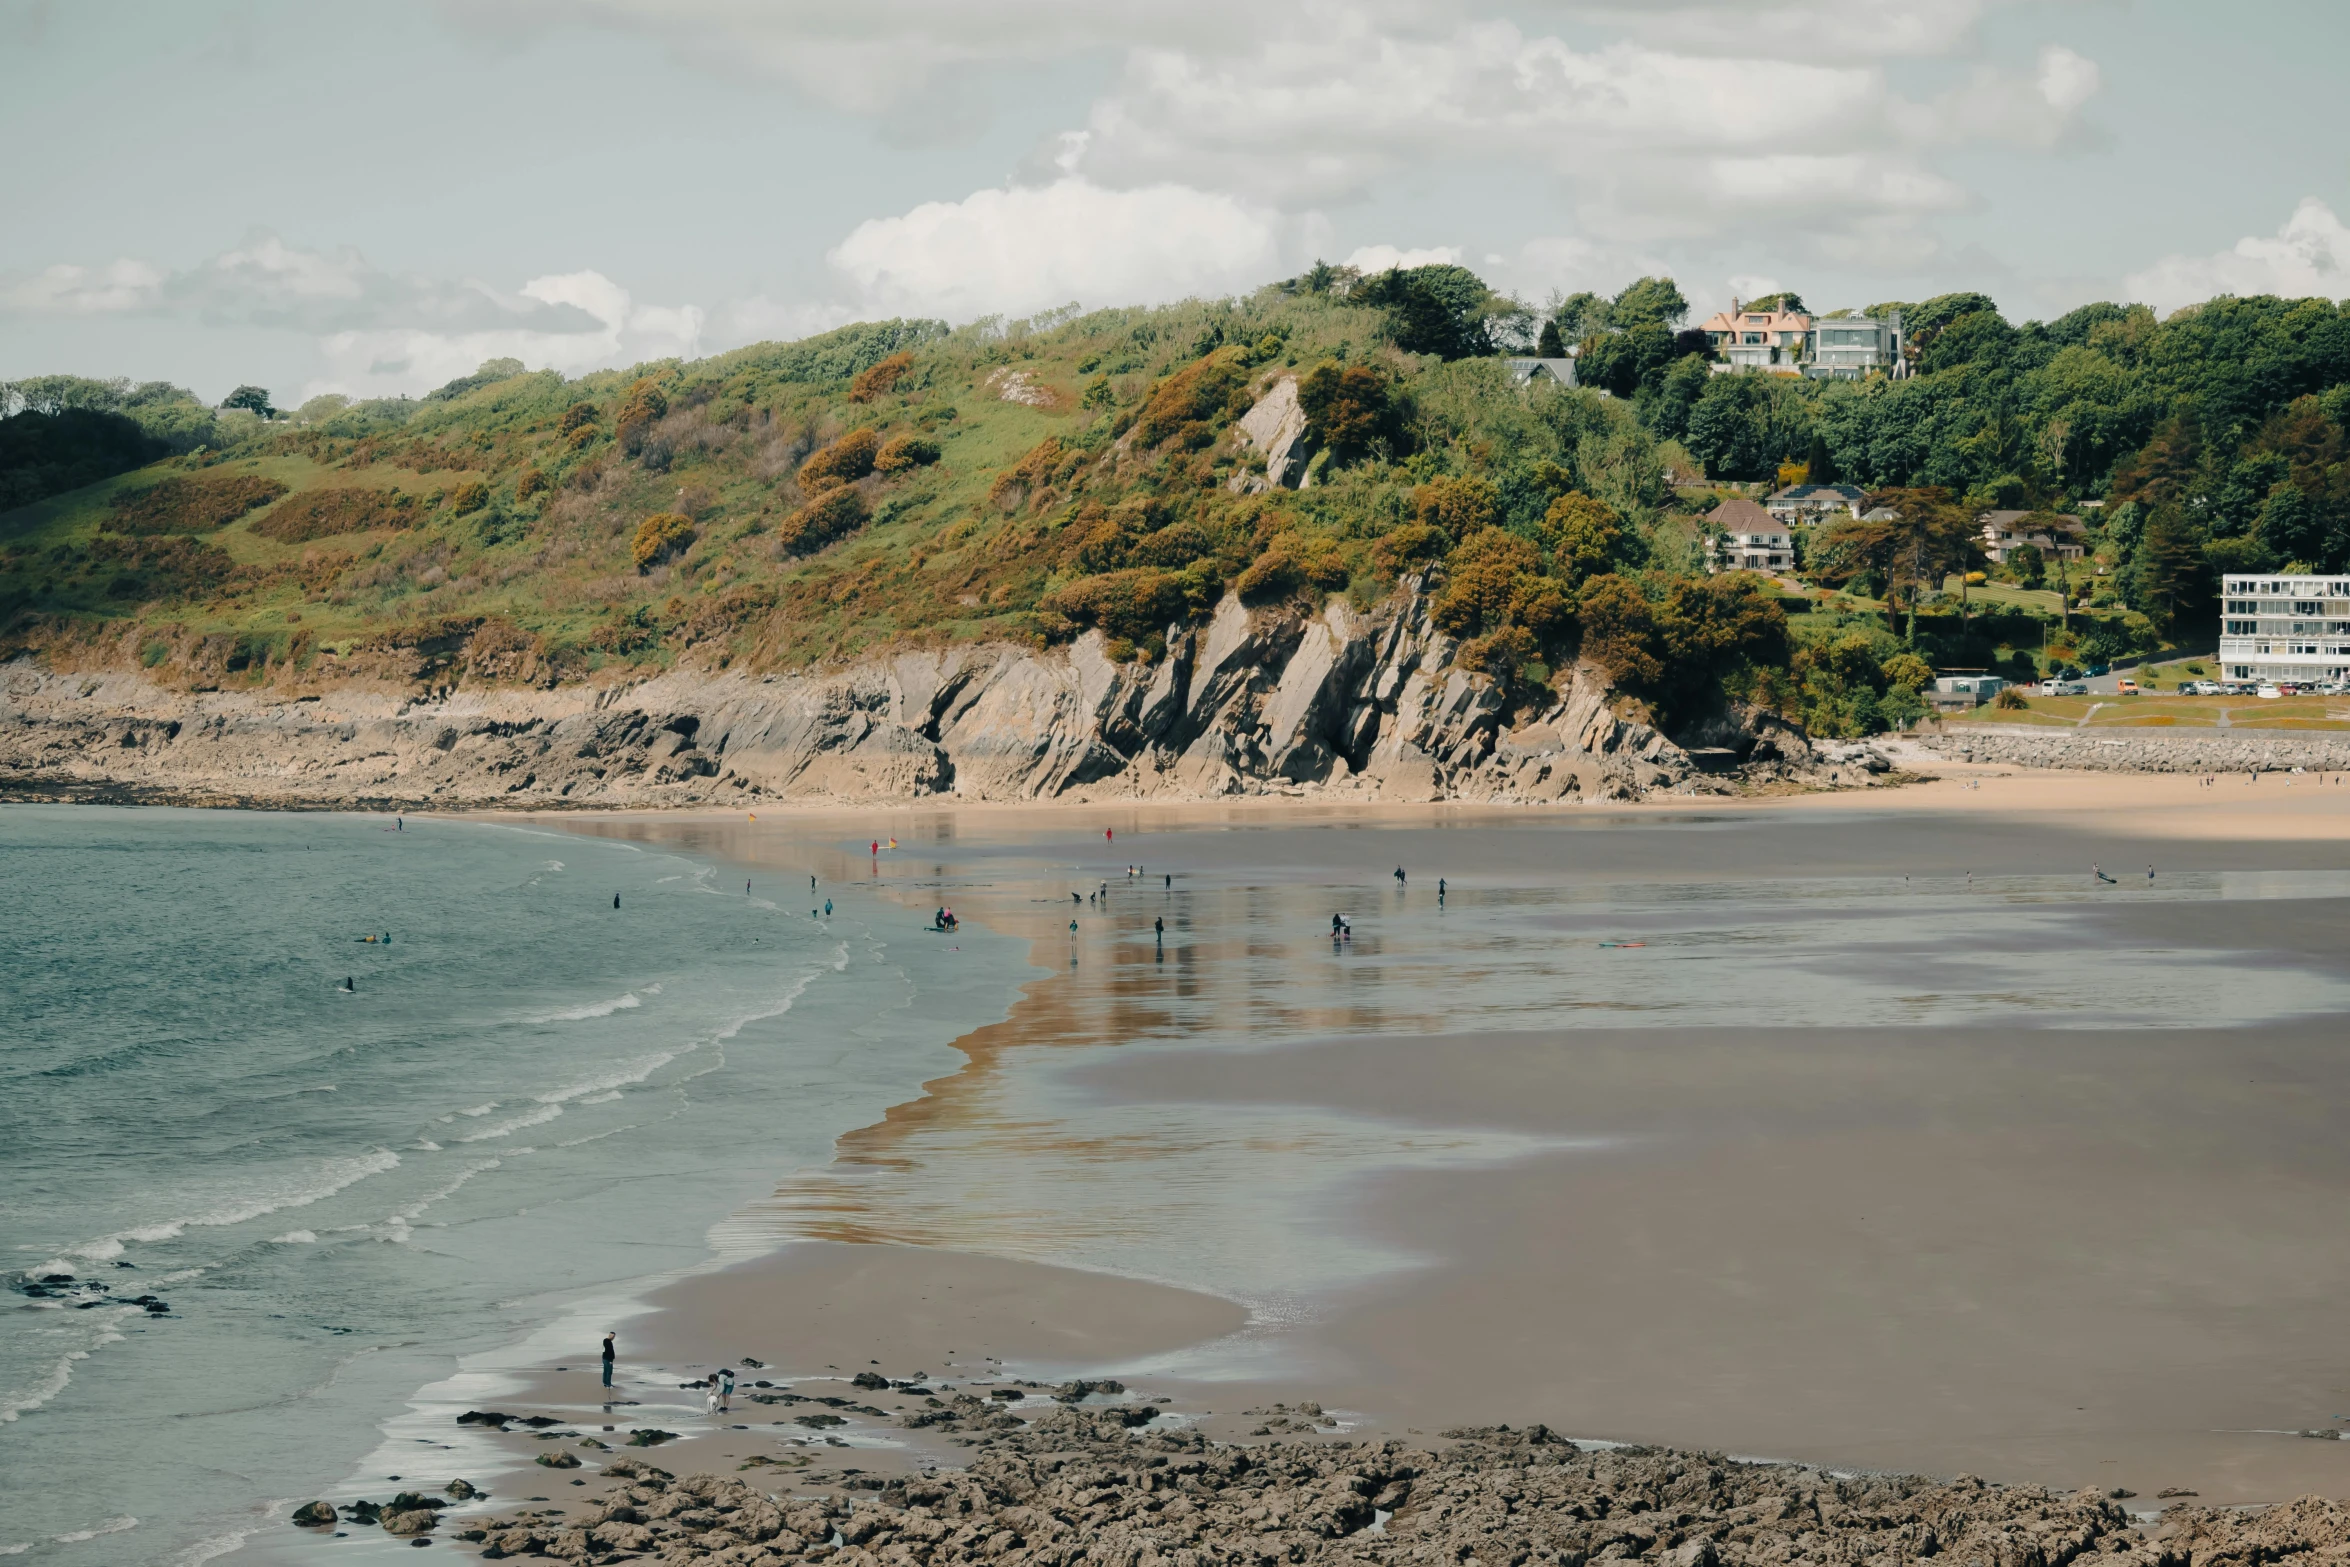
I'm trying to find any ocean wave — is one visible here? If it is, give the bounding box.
[0,1304,135,1423]
[537,1053,675,1105]
[52,1518,136,1545]
[46,1149,403,1270]
[270,1231,317,1244]
[454,1103,561,1142]
[527,991,641,1023]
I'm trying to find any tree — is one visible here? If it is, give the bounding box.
[1355,265,1498,360]
[2010,541,2045,588]
[221,385,274,418]
[2132,503,2213,634]
[1541,491,1629,584]
[1536,317,1566,357]
[1610,276,1689,329]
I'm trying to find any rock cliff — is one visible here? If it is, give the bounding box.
[1,589,1811,810]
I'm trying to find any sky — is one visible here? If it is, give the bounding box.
[3,0,2347,406]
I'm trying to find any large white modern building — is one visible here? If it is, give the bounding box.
[2219,574,2350,685]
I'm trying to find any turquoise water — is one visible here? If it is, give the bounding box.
[0,806,1023,1564]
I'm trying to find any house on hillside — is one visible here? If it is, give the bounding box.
[1504,356,1578,389]
[1805,312,1906,379]
[1766,483,1866,523]
[1705,498,1794,573]
[1699,303,1812,370]
[1979,510,2086,564]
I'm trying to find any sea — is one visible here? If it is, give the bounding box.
[0,805,1026,1565]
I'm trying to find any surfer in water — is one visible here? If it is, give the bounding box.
[613,893,621,909]
[343,976,354,992]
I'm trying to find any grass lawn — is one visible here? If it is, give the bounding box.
[1953,692,2350,731]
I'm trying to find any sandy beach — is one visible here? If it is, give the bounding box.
[410,763,2350,1548]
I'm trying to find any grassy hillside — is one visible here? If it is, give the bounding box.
[8,266,2347,740]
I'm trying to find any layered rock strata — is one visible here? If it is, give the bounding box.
[426,1409,2349,1567]
[1,591,1812,809]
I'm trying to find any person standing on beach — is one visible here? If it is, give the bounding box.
[1394,866,1406,888]
[601,1333,616,1393]
[717,1366,735,1411]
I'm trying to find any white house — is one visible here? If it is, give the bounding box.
[1699,303,1812,371]
[1978,510,2086,564]
[2219,573,2350,686]
[1765,483,1865,522]
[1705,498,1794,573]
[1805,311,1905,379]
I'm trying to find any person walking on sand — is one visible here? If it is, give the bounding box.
[601,1333,616,1393]
[1394,866,1406,888]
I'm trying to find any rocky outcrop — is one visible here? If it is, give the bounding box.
[1230,375,1313,490]
[433,1410,2323,1567]
[1925,727,2350,773]
[0,590,1806,810]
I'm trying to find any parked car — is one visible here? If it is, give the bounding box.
[2116,678,2140,695]
[2085,663,2110,677]
[2042,680,2087,696]
[2257,684,2283,699]
[2186,679,2223,695]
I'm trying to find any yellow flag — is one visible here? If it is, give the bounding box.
[887,837,898,849]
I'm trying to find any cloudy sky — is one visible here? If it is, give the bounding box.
[4,0,2346,404]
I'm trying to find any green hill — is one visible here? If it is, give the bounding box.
[5,267,2349,740]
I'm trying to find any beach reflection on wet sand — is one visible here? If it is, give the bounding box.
[568,789,2350,1501]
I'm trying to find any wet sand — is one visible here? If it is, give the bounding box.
[512,771,2350,1512]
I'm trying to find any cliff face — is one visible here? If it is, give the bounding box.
[0,590,1810,810]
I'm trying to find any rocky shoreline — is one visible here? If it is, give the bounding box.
[295,1404,2350,1567]
[1924,727,2350,773]
[1,589,1845,810]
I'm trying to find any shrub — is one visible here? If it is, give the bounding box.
[566,424,599,451]
[1132,351,1252,448]
[988,438,1066,510]
[448,479,490,513]
[1577,574,1662,688]
[1372,522,1451,577]
[1128,519,1218,570]
[1413,475,1500,536]
[1879,651,1934,692]
[107,474,287,534]
[1235,534,1348,603]
[1043,568,1203,641]
[616,379,667,453]
[1541,492,1628,582]
[1993,684,2029,710]
[1431,529,1541,638]
[1297,363,1401,461]
[1458,625,1539,678]
[848,352,914,403]
[631,512,696,571]
[872,433,940,475]
[799,428,881,491]
[514,466,547,501]
[776,487,865,555]
[558,402,596,434]
[250,487,419,542]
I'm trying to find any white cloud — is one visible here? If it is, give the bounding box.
[826,178,1285,320]
[466,1,2101,265]
[1344,244,1463,274]
[2124,198,2350,316]
[310,269,704,400]
[2,259,167,315]
[0,232,607,336]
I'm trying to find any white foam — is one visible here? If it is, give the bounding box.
[270,1231,317,1244]
[455,1104,562,1142]
[528,991,641,1023]
[51,1518,136,1545]
[52,1149,402,1266]
[1,1304,135,1423]
[537,1054,675,1105]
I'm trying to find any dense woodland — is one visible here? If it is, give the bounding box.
[4,264,2348,739]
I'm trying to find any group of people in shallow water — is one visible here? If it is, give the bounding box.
[931,906,960,931]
